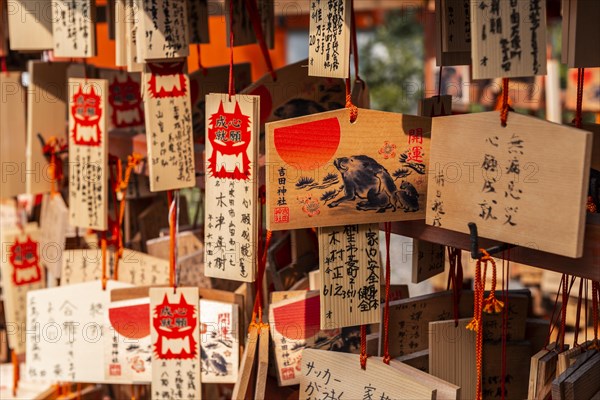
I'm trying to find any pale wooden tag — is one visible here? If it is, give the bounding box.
[254,325,270,399]
[308,0,350,79]
[242,59,345,128]
[150,287,201,399]
[426,111,592,258]
[434,0,470,66]
[68,78,109,231]
[300,349,435,400]
[125,0,143,72]
[389,358,460,400]
[318,223,381,329]
[470,0,547,79]
[0,223,45,355]
[26,61,69,195]
[98,69,145,132]
[51,0,97,57]
[232,325,259,400]
[562,0,600,68]
[147,231,211,288]
[139,0,189,60]
[61,248,104,285]
[199,299,240,383]
[142,61,196,191]
[0,71,27,199]
[25,280,133,383]
[105,297,152,383]
[411,240,445,284]
[39,194,70,278]
[7,0,53,51]
[204,93,260,282]
[187,0,209,44]
[115,0,127,66]
[266,109,431,230]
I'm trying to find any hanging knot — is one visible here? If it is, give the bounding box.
[587,196,597,213]
[359,353,368,370]
[382,355,391,365]
[483,295,505,314]
[499,78,512,127]
[466,318,480,332]
[345,94,358,123]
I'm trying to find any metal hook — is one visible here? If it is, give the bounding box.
[468,222,516,259]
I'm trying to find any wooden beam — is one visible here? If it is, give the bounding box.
[389,219,600,281]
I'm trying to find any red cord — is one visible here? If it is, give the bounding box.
[382,222,392,364]
[573,68,585,129]
[251,189,271,325]
[360,324,368,369]
[574,278,584,346]
[1,56,7,75]
[500,78,510,126]
[243,0,276,81]
[345,78,358,122]
[228,0,235,99]
[500,250,510,400]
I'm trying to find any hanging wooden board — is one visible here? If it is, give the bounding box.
[0,223,45,355]
[254,325,270,400]
[232,325,259,400]
[26,61,69,195]
[39,194,70,278]
[561,0,600,68]
[562,351,600,400]
[189,63,252,142]
[411,240,445,284]
[470,0,547,79]
[242,59,345,128]
[429,318,476,400]
[552,349,598,400]
[0,71,27,199]
[387,290,530,357]
[426,111,592,258]
[204,93,260,282]
[482,340,531,399]
[434,0,470,66]
[389,358,460,400]
[25,280,133,383]
[115,0,127,66]
[187,0,209,44]
[68,78,109,230]
[51,0,97,58]
[142,60,196,191]
[125,0,143,72]
[149,287,201,399]
[61,248,104,285]
[266,109,432,230]
[98,69,145,132]
[318,223,381,329]
[7,0,53,51]
[307,0,350,79]
[299,349,436,400]
[105,296,152,383]
[139,0,189,60]
[199,299,240,383]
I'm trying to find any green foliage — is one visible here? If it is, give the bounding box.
[360,9,424,113]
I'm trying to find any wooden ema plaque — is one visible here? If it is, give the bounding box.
[318,223,381,329]
[68,78,109,231]
[1,223,45,355]
[426,111,592,258]
[225,0,274,48]
[7,0,53,51]
[470,0,547,79]
[51,0,97,58]
[204,93,260,282]
[26,61,69,195]
[266,109,431,230]
[0,72,27,198]
[142,60,196,191]
[308,0,350,79]
[562,0,600,68]
[139,0,189,60]
[299,349,435,400]
[187,0,209,44]
[98,69,145,133]
[434,0,471,66]
[150,287,201,399]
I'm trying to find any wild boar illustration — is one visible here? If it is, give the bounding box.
[328,155,419,213]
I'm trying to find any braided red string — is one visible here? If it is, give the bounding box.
[228,0,235,99]
[360,324,368,369]
[573,68,585,129]
[382,222,392,364]
[500,78,510,127]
